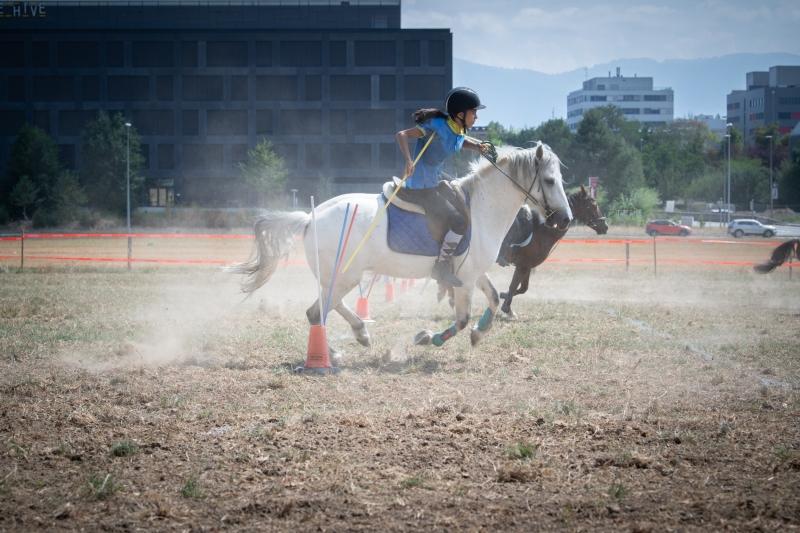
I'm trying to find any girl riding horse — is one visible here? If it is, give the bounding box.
[395,87,497,288]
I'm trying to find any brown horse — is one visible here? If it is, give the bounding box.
[497,185,608,315]
[753,239,800,273]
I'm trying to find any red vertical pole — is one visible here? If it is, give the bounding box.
[20,228,24,271]
[652,235,657,277]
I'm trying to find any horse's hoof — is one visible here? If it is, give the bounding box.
[356,332,371,347]
[470,327,483,347]
[413,330,433,345]
[329,346,344,365]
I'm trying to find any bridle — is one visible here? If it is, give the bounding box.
[481,148,558,222]
[568,194,606,232]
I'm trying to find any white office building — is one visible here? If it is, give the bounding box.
[566,67,673,131]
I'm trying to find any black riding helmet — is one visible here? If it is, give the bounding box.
[445,87,485,118]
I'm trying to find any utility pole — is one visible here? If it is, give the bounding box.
[125,121,132,270]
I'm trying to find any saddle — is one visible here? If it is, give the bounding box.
[381,178,472,257]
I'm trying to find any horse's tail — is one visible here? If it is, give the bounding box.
[226,211,310,293]
[753,239,800,274]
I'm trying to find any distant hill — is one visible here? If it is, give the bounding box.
[454,53,800,129]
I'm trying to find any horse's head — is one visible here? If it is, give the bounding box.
[569,185,608,234]
[504,143,572,230]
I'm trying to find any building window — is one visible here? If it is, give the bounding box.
[644,94,667,101]
[81,76,100,101]
[207,109,248,136]
[352,109,394,134]
[379,143,396,169]
[183,144,223,170]
[231,76,248,101]
[329,41,346,67]
[354,40,395,67]
[130,110,175,136]
[255,41,272,67]
[230,144,248,166]
[33,110,50,133]
[330,75,370,101]
[133,41,174,68]
[643,108,661,115]
[156,76,173,101]
[590,95,607,102]
[57,41,99,68]
[0,110,26,135]
[33,76,74,101]
[148,186,174,207]
[279,110,322,135]
[182,110,199,136]
[304,143,325,169]
[32,41,49,67]
[379,75,396,101]
[181,42,198,67]
[0,41,24,67]
[157,144,174,170]
[621,108,641,115]
[107,42,124,67]
[182,75,223,101]
[404,75,445,100]
[273,143,297,168]
[428,40,446,66]
[279,41,322,67]
[304,75,321,101]
[207,41,248,67]
[331,143,371,168]
[256,75,297,100]
[108,76,149,101]
[256,110,273,134]
[404,40,420,67]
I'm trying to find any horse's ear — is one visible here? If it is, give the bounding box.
[535,144,544,161]
[580,184,587,195]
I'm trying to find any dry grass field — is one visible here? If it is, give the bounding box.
[1,232,799,531]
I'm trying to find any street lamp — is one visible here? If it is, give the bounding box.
[725,123,733,224]
[125,121,132,270]
[765,134,774,214]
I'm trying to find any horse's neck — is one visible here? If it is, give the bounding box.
[461,166,527,241]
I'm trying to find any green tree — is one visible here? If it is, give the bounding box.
[2,124,62,219]
[608,186,660,224]
[730,158,769,207]
[777,146,800,210]
[238,139,288,205]
[571,109,644,204]
[80,112,145,214]
[9,175,38,220]
[533,119,573,163]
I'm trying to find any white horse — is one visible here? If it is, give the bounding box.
[229,143,572,350]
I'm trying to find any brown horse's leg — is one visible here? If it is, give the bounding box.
[501,266,530,315]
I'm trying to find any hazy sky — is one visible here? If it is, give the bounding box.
[403,0,800,74]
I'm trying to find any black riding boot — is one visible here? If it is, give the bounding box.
[432,230,463,288]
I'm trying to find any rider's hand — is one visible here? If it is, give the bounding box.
[480,142,498,164]
[404,159,415,178]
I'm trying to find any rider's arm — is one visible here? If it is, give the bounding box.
[463,136,497,163]
[396,126,425,178]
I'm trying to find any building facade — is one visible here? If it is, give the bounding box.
[726,65,800,146]
[0,0,452,206]
[566,68,673,131]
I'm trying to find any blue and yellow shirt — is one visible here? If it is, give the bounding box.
[405,116,466,190]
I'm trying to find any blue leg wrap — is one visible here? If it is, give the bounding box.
[432,324,457,347]
[477,308,494,331]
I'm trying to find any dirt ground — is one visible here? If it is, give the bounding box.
[1,236,799,531]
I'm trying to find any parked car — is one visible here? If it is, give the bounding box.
[727,219,777,238]
[645,219,692,236]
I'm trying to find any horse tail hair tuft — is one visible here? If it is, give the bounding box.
[753,239,800,274]
[226,211,310,293]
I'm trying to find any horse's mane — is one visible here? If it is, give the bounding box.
[461,141,560,186]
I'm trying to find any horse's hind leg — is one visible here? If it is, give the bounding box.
[471,274,500,346]
[334,302,371,347]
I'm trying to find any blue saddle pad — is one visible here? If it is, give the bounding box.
[384,193,471,257]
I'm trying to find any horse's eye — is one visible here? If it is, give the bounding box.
[544,177,556,186]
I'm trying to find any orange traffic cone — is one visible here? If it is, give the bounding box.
[355,296,372,320]
[296,324,336,374]
[385,279,395,303]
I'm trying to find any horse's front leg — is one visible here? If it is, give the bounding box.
[500,266,529,316]
[414,287,472,347]
[470,274,500,346]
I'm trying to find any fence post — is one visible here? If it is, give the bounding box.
[19,227,24,272]
[127,234,132,271]
[652,235,657,277]
[625,241,630,273]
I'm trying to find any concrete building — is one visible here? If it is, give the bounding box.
[566,67,673,131]
[726,66,800,145]
[0,0,452,206]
